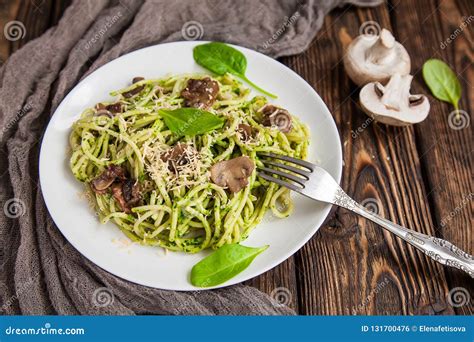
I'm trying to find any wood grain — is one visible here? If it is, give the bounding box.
[391,0,473,315]
[280,1,471,314]
[0,0,71,63]
[0,0,20,63]
[1,0,472,315]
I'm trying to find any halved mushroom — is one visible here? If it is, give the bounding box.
[344,28,411,86]
[210,156,255,193]
[359,73,430,126]
[259,104,292,133]
[90,165,126,194]
[181,77,219,109]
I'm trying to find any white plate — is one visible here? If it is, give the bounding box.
[39,41,342,290]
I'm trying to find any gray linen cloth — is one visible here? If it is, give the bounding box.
[0,0,382,315]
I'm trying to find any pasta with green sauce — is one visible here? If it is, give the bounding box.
[69,73,309,253]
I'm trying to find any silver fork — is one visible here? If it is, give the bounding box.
[257,153,474,278]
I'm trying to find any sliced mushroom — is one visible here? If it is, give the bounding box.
[122,77,146,98]
[359,73,430,126]
[132,76,145,84]
[343,28,411,86]
[94,103,112,118]
[94,102,123,116]
[122,179,141,205]
[90,165,126,194]
[111,179,142,213]
[122,86,144,98]
[111,183,129,213]
[105,103,123,114]
[160,143,196,173]
[181,77,219,109]
[95,103,106,111]
[90,165,142,212]
[210,156,255,193]
[95,109,113,118]
[237,124,255,142]
[259,104,292,133]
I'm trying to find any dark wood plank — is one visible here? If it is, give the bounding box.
[244,258,300,312]
[281,1,457,314]
[0,0,301,312]
[0,0,71,64]
[391,0,473,315]
[0,0,20,63]
[2,0,471,315]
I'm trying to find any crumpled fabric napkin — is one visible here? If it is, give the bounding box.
[0,0,382,315]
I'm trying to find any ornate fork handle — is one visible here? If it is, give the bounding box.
[334,189,474,278]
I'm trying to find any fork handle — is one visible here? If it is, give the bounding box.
[334,190,474,278]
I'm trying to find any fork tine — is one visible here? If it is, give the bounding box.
[258,166,307,185]
[257,172,303,192]
[259,153,315,171]
[261,159,311,178]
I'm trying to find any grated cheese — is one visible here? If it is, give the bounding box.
[143,140,211,191]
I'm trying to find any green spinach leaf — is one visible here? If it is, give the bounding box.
[422,59,462,111]
[159,108,224,136]
[193,42,277,99]
[191,244,269,287]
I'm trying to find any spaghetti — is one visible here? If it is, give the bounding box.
[69,74,309,253]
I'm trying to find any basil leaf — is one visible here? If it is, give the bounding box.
[159,108,224,136]
[191,244,269,287]
[193,41,247,76]
[193,42,277,99]
[422,59,462,110]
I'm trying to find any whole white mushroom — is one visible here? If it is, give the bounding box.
[344,28,411,86]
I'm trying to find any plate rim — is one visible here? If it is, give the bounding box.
[39,40,343,290]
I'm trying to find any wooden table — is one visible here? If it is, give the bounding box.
[1,0,472,315]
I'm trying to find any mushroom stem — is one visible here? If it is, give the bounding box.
[379,73,413,111]
[359,73,430,126]
[365,29,396,65]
